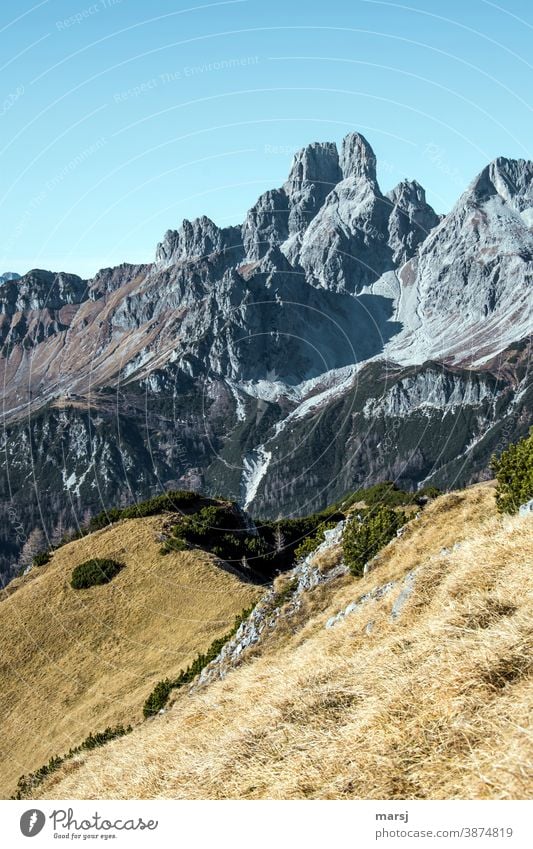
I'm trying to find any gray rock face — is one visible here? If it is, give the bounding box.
[362,369,497,418]
[297,133,394,293]
[242,133,438,289]
[242,189,289,260]
[283,141,341,235]
[519,499,533,516]
[339,131,378,181]
[470,157,533,211]
[389,156,533,365]
[386,180,440,266]
[155,216,242,267]
[243,142,341,264]
[0,269,87,315]
[0,269,90,349]
[89,263,150,298]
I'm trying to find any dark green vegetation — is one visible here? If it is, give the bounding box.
[343,505,406,577]
[32,550,51,567]
[12,491,215,581]
[143,606,254,717]
[160,502,343,581]
[2,348,530,589]
[492,427,533,514]
[14,479,440,590]
[0,398,215,587]
[270,577,299,609]
[293,521,339,561]
[86,490,212,532]
[71,557,124,590]
[13,725,133,799]
[339,481,441,511]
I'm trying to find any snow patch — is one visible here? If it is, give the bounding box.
[241,446,272,510]
[226,380,246,422]
[61,461,95,497]
[519,206,533,228]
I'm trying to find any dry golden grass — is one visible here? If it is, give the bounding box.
[0,516,261,798]
[35,483,533,800]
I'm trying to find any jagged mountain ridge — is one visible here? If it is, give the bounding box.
[0,131,531,582]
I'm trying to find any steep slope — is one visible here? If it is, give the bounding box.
[34,484,533,800]
[0,515,261,798]
[387,157,533,365]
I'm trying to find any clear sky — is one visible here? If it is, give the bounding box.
[1,0,531,278]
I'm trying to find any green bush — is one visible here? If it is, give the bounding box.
[119,490,200,520]
[87,507,123,532]
[343,505,405,577]
[492,428,533,514]
[294,521,337,561]
[143,679,173,716]
[143,606,254,718]
[160,536,188,555]
[416,486,442,502]
[87,490,208,533]
[339,482,441,511]
[272,577,298,608]
[33,550,51,567]
[71,557,124,589]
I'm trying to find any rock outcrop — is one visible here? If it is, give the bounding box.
[297,133,395,292]
[388,156,533,365]
[386,179,440,266]
[156,216,242,267]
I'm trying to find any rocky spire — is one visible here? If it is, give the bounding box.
[155,216,241,267]
[294,132,391,292]
[283,141,341,236]
[339,132,378,182]
[241,189,290,261]
[386,179,440,266]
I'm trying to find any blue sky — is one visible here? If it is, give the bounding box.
[1,0,531,278]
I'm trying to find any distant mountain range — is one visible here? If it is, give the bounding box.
[0,132,531,583]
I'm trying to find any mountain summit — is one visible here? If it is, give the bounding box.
[0,131,531,583]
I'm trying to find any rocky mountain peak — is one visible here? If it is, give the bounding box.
[0,268,87,315]
[467,157,533,212]
[155,215,241,267]
[387,179,426,207]
[283,141,342,238]
[389,154,533,366]
[386,179,440,266]
[284,141,341,195]
[339,131,378,183]
[242,188,289,261]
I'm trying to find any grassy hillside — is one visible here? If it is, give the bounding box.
[32,482,533,800]
[0,515,261,798]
